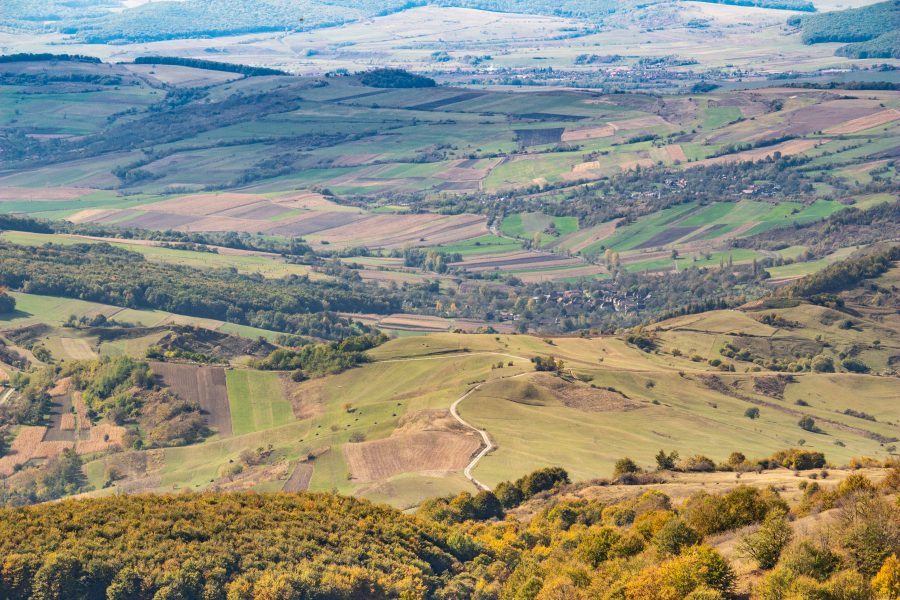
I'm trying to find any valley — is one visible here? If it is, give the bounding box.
[0,1,897,597]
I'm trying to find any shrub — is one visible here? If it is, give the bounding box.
[798,416,819,432]
[653,519,701,556]
[781,539,844,581]
[626,546,735,598]
[518,467,570,497]
[769,448,826,470]
[871,554,900,600]
[841,357,870,373]
[738,509,792,569]
[576,527,622,567]
[745,407,760,419]
[680,455,716,472]
[471,491,503,521]
[811,355,835,373]
[613,457,641,478]
[836,491,900,577]
[683,487,787,537]
[494,481,524,509]
[655,450,678,470]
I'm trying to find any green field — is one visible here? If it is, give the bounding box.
[225,370,294,435]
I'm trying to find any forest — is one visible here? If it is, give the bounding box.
[735,200,900,258]
[0,241,389,340]
[0,464,895,599]
[794,1,899,58]
[132,57,289,77]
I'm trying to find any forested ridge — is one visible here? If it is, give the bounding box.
[0,465,896,599]
[0,241,390,339]
[793,1,899,58]
[132,56,289,76]
[735,200,900,258]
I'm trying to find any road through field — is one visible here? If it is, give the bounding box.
[376,351,529,490]
[450,372,530,491]
[450,387,493,491]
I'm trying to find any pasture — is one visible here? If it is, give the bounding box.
[225,370,293,435]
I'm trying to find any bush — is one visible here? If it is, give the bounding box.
[471,491,503,521]
[798,416,819,433]
[0,292,15,314]
[871,554,900,599]
[781,539,844,581]
[745,407,760,419]
[494,481,524,509]
[680,455,716,472]
[769,448,826,470]
[738,509,792,569]
[683,486,787,536]
[811,355,835,373]
[841,358,870,373]
[576,527,622,567]
[518,467,570,497]
[613,457,640,478]
[653,519,701,556]
[626,546,735,598]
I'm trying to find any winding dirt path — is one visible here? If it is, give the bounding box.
[376,352,530,491]
[450,386,494,491]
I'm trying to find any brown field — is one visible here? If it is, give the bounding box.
[664,144,688,162]
[609,115,673,132]
[357,270,427,286]
[60,413,77,430]
[307,213,488,249]
[456,250,581,272]
[282,462,314,492]
[343,409,481,482]
[515,265,607,283]
[572,160,602,173]
[282,375,326,420]
[378,314,452,332]
[532,373,642,412]
[67,208,122,223]
[824,108,900,134]
[73,391,90,429]
[0,187,93,201]
[135,193,262,216]
[59,337,96,360]
[561,125,616,142]
[451,319,516,333]
[436,158,501,182]
[0,426,76,476]
[619,158,655,172]
[561,219,623,254]
[150,362,232,437]
[690,138,826,168]
[77,423,127,455]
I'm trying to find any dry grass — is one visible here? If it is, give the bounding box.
[344,409,481,482]
[824,108,900,134]
[561,125,616,142]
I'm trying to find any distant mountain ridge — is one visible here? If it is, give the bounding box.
[3,0,815,44]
